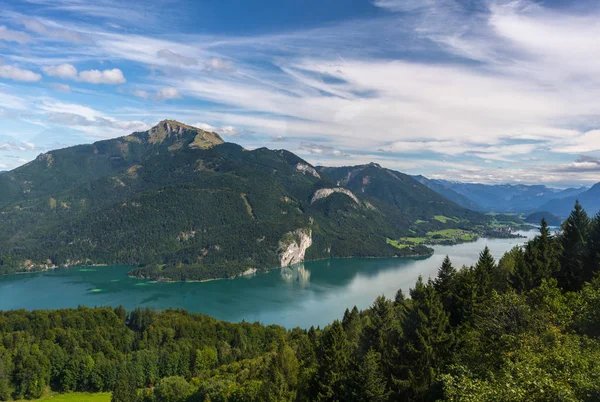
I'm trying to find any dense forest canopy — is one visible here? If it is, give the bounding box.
[0,201,600,401]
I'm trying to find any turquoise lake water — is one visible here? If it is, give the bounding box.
[0,231,536,328]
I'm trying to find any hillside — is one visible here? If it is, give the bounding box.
[525,211,563,226]
[0,120,484,281]
[541,182,600,218]
[415,178,587,213]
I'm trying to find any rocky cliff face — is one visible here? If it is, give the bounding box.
[311,188,359,204]
[278,228,312,267]
[295,163,320,178]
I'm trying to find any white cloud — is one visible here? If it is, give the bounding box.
[194,123,216,131]
[46,111,148,133]
[372,0,454,12]
[38,101,101,120]
[43,63,77,79]
[78,68,126,84]
[49,83,71,92]
[153,87,182,101]
[217,125,240,137]
[0,91,28,110]
[0,25,32,44]
[42,64,125,84]
[203,57,235,72]
[0,65,41,82]
[0,134,39,152]
[131,89,150,99]
[193,122,240,137]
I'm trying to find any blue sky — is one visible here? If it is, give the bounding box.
[1,0,600,187]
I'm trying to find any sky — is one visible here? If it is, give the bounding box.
[1,0,600,187]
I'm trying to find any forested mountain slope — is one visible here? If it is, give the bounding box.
[317,164,484,222]
[0,121,486,281]
[1,203,600,402]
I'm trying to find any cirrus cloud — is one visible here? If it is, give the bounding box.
[0,25,32,44]
[157,49,198,66]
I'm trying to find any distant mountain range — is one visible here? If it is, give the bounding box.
[0,120,482,281]
[414,176,588,215]
[540,183,600,218]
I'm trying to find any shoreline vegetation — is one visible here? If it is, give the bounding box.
[1,205,599,401]
[0,220,535,283]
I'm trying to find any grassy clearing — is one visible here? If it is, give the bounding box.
[414,219,426,224]
[17,392,111,402]
[389,228,477,248]
[427,229,477,242]
[387,238,409,249]
[433,215,459,224]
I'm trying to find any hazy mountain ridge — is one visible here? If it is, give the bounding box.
[414,176,588,213]
[412,175,483,211]
[540,183,600,218]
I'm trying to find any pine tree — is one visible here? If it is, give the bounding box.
[394,288,406,306]
[524,219,561,287]
[342,306,362,347]
[474,246,496,298]
[397,277,453,401]
[434,256,456,310]
[445,266,474,325]
[359,296,400,384]
[558,201,591,290]
[315,320,351,402]
[354,349,390,402]
[586,213,600,280]
[509,246,531,293]
[262,342,299,402]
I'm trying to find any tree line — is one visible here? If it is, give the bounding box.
[1,201,600,401]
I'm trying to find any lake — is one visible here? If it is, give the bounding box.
[0,231,537,328]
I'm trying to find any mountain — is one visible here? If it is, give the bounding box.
[317,163,483,222]
[540,182,600,218]
[524,211,563,226]
[415,178,587,213]
[412,175,483,211]
[2,120,481,281]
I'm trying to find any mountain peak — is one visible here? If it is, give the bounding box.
[153,120,197,133]
[135,120,224,149]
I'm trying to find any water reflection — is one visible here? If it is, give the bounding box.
[280,264,311,286]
